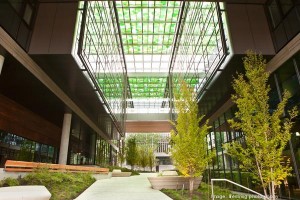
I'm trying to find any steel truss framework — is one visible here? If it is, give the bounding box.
[74,0,228,133]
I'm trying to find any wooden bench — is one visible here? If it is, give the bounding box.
[4,160,109,174]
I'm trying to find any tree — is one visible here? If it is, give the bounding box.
[148,148,155,172]
[138,146,148,171]
[128,133,163,150]
[125,137,138,170]
[171,81,214,197]
[225,51,297,200]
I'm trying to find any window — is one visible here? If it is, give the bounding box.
[267,0,300,51]
[268,0,282,28]
[279,0,293,15]
[23,3,33,25]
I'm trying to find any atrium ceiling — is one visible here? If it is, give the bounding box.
[115,1,226,114]
[75,1,228,121]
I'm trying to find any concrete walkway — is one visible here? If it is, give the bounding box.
[75,173,172,200]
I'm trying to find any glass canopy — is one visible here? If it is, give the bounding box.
[116,1,182,73]
[74,1,227,119]
[116,1,226,113]
[116,1,183,112]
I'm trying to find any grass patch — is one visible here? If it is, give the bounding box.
[161,183,260,200]
[0,169,96,200]
[0,177,20,187]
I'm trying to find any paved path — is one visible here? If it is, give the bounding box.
[75,173,172,200]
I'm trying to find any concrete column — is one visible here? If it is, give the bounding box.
[58,112,72,164]
[0,55,5,75]
[90,133,96,164]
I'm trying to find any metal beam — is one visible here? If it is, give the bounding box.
[163,0,186,109]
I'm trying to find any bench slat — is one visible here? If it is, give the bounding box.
[4,160,109,174]
[4,168,34,172]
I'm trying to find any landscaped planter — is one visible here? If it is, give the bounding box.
[148,176,202,190]
[0,185,51,200]
[111,169,132,177]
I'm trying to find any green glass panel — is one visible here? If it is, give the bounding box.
[170,23,176,33]
[160,8,167,18]
[135,1,141,7]
[168,1,175,7]
[166,9,173,20]
[149,9,154,21]
[132,35,138,43]
[148,23,154,32]
[137,36,143,44]
[125,23,131,33]
[122,1,128,6]
[142,1,148,7]
[123,7,129,16]
[128,46,133,53]
[143,9,149,20]
[155,8,161,20]
[143,36,148,44]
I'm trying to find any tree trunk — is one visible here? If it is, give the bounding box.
[271,181,276,200]
[189,177,194,199]
[270,167,276,200]
[255,157,268,198]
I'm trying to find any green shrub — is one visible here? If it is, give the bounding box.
[161,183,260,200]
[21,169,96,200]
[0,177,20,187]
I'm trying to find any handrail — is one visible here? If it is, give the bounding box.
[211,178,270,200]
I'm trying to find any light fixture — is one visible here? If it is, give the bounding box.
[0,55,4,75]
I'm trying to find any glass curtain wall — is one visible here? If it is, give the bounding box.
[267,0,300,52]
[0,0,37,49]
[207,108,269,192]
[0,130,57,167]
[273,54,300,199]
[68,115,96,165]
[95,136,111,166]
[73,1,127,136]
[170,2,227,120]
[170,2,227,91]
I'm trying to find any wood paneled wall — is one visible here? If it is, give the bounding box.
[0,94,61,147]
[125,121,172,133]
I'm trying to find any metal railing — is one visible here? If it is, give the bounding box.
[211,178,270,200]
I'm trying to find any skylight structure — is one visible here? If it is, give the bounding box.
[116,1,227,114]
[116,1,181,73]
[74,1,228,131]
[171,2,227,97]
[73,1,127,135]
